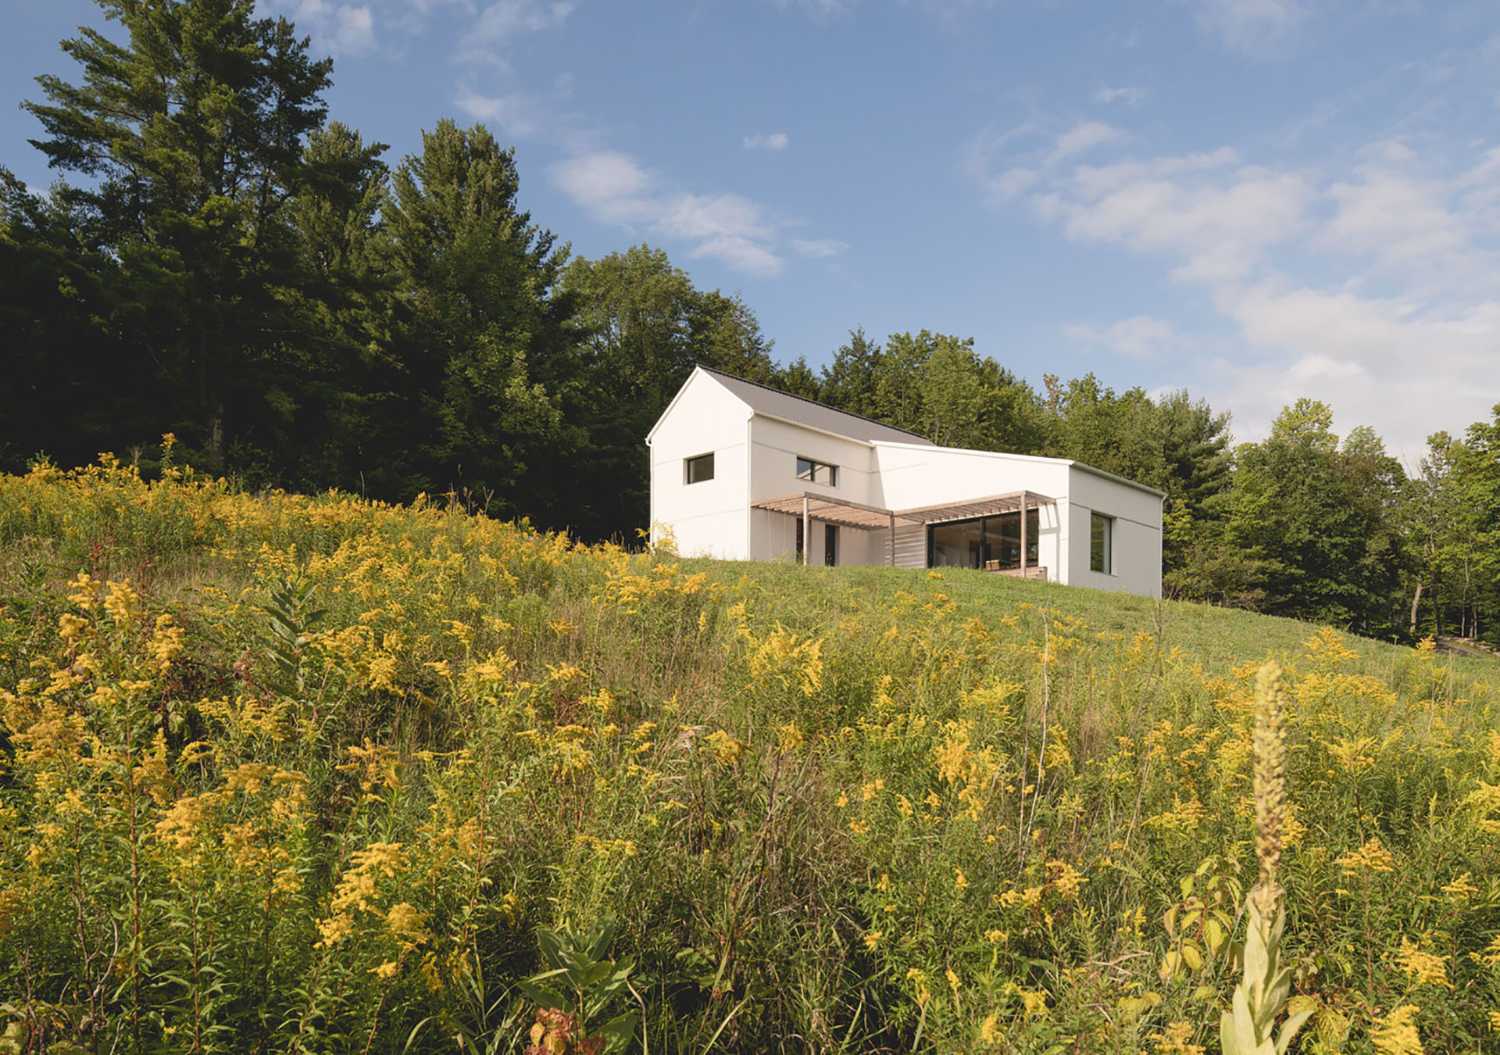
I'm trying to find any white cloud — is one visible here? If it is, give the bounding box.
[552,151,653,221]
[962,122,1125,204]
[972,121,1500,456]
[1094,86,1144,106]
[743,131,791,152]
[1063,315,1178,360]
[1207,284,1500,455]
[455,88,546,138]
[790,237,850,258]
[552,151,794,276]
[266,0,377,55]
[1049,121,1126,164]
[1194,0,1307,50]
[461,0,574,63]
[1034,149,1311,283]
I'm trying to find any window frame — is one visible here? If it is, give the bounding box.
[795,455,839,487]
[684,452,715,485]
[687,453,720,486]
[1090,511,1114,575]
[924,510,1040,570]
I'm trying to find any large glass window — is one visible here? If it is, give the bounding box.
[1090,512,1113,574]
[926,510,1039,569]
[796,456,838,486]
[685,452,714,484]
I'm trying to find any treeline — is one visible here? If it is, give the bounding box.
[2,0,1498,645]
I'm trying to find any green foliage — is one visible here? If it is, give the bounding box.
[518,922,638,1052]
[3,462,1499,1052]
[1202,401,1411,634]
[6,0,1500,656]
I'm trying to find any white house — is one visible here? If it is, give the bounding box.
[647,366,1165,598]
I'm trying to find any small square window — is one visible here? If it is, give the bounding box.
[795,456,838,486]
[685,452,714,484]
[1090,512,1113,574]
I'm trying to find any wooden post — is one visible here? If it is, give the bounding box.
[802,495,810,567]
[889,512,896,566]
[1019,493,1027,578]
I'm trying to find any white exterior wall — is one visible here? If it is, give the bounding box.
[1065,466,1164,598]
[747,416,881,566]
[872,443,1071,580]
[646,372,753,559]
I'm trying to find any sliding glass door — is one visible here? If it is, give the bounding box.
[926,510,1039,569]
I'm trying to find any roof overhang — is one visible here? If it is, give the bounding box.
[752,490,1056,531]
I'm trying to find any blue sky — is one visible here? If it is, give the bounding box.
[4,0,1498,460]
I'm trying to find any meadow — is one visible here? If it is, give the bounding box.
[1,453,1498,1053]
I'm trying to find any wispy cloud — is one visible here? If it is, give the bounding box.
[455,89,546,138]
[1049,121,1126,164]
[772,0,858,17]
[460,0,575,64]
[968,117,1500,455]
[1193,0,1307,52]
[790,238,849,258]
[266,0,376,56]
[1094,85,1144,106]
[552,151,789,276]
[1063,316,1179,360]
[743,131,791,152]
[963,121,1126,206]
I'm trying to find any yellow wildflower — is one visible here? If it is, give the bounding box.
[1152,1021,1204,1055]
[705,729,742,766]
[1337,837,1395,877]
[1370,1005,1423,1055]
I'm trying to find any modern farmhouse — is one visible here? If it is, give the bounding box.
[647,367,1165,598]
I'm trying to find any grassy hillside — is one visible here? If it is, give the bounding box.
[2,460,1498,1053]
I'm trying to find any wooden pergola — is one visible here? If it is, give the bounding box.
[751,490,1055,572]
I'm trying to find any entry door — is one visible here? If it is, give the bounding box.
[824,524,838,566]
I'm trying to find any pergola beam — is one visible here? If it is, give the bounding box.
[752,489,1058,536]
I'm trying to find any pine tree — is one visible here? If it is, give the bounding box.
[24,0,334,472]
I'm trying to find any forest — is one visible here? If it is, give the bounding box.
[3,0,1498,645]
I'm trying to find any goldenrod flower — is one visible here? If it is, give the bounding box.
[1337,837,1395,877]
[1370,1005,1423,1055]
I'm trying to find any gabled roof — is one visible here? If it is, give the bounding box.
[691,366,934,445]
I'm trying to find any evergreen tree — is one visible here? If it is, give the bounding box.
[384,119,576,514]
[23,0,334,473]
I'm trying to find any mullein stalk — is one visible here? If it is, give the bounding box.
[1221,662,1314,1055]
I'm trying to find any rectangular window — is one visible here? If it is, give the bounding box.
[795,456,838,487]
[685,452,714,484]
[795,517,804,562]
[824,524,838,567]
[925,510,1039,569]
[1090,512,1113,574]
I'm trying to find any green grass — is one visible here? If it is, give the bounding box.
[2,463,1499,1053]
[696,557,1497,687]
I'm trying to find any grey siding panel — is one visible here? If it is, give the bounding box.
[893,523,926,568]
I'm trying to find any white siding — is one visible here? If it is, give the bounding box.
[647,372,753,559]
[747,416,880,565]
[1064,466,1164,598]
[873,443,1070,580]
